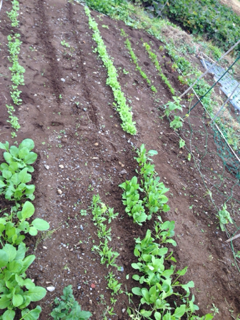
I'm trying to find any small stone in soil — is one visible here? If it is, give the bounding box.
[57,189,63,195]
[47,286,55,292]
[44,165,50,170]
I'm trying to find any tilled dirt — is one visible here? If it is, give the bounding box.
[0,1,240,319]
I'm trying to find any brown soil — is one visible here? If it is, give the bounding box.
[0,0,240,319]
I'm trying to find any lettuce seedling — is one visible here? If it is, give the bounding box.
[0,139,37,201]
[0,201,49,245]
[0,243,46,318]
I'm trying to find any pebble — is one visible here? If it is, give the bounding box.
[44,165,50,170]
[43,246,47,250]
[122,308,126,313]
[57,189,63,195]
[47,286,55,292]
[119,169,127,175]
[59,165,64,169]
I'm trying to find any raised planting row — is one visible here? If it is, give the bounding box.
[85,6,137,135]
[121,29,157,93]
[91,195,122,318]
[120,145,213,319]
[143,42,175,95]
[0,139,49,320]
[6,0,25,138]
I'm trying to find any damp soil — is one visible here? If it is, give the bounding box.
[0,1,240,319]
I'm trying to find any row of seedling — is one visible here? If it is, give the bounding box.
[119,145,170,225]
[0,139,50,320]
[120,145,213,319]
[85,6,137,135]
[121,29,157,93]
[6,0,24,137]
[144,42,175,95]
[90,195,123,318]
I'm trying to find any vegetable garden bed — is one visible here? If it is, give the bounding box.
[0,0,239,319]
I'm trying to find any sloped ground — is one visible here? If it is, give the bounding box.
[0,0,240,319]
[220,0,240,15]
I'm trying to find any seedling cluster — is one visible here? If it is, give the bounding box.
[85,6,137,135]
[50,285,92,320]
[6,0,24,137]
[120,145,170,225]
[90,195,122,317]
[0,139,50,319]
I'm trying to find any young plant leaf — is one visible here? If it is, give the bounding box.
[31,219,49,231]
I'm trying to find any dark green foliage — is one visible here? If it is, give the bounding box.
[136,0,240,53]
[50,285,92,320]
[85,0,126,15]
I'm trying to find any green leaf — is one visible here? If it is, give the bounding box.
[11,173,20,186]
[0,142,9,151]
[22,255,35,272]
[2,309,15,320]
[132,287,142,296]
[24,152,37,165]
[15,275,24,286]
[0,250,9,268]
[31,219,49,231]
[21,201,35,219]
[3,244,17,262]
[0,295,10,309]
[8,261,23,273]
[29,227,38,236]
[15,243,27,261]
[154,312,161,320]
[148,150,158,157]
[24,279,35,290]
[21,306,42,320]
[176,266,188,276]
[27,286,46,302]
[2,169,12,180]
[18,147,29,159]
[0,180,6,188]
[173,304,186,318]
[13,294,23,307]
[10,146,19,157]
[3,152,13,164]
[18,168,31,183]
[140,309,152,317]
[132,274,140,281]
[181,280,195,296]
[19,139,34,151]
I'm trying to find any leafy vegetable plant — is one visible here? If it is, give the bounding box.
[130,229,213,319]
[0,201,49,245]
[0,243,46,319]
[51,285,92,320]
[0,139,37,202]
[85,6,137,135]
